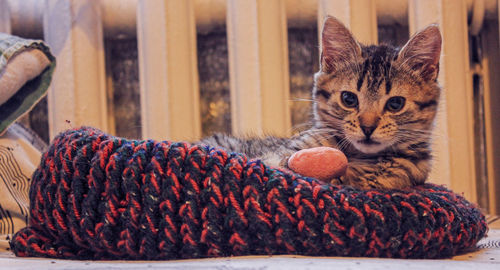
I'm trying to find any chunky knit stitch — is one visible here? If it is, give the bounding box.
[10,127,487,259]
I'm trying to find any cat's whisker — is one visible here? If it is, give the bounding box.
[337,137,351,152]
[289,122,315,133]
[290,98,315,102]
[308,122,339,133]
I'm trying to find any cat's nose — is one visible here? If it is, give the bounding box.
[361,125,376,138]
[359,112,380,138]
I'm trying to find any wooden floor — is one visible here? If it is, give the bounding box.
[1,228,499,270]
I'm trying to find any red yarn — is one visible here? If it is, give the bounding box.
[10,127,487,259]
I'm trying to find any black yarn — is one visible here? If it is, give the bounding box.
[11,127,488,259]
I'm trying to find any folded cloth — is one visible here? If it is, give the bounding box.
[0,32,56,135]
[0,123,47,251]
[0,33,54,251]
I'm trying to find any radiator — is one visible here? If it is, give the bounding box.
[0,0,499,213]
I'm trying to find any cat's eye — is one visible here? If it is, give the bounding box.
[340,91,358,108]
[385,96,406,112]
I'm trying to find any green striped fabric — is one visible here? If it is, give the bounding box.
[0,33,56,134]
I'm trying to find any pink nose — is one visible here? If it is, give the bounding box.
[361,125,376,138]
[358,112,380,138]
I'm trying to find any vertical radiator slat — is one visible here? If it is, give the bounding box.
[409,0,476,202]
[43,0,108,139]
[482,17,500,214]
[137,0,201,141]
[257,0,291,136]
[226,0,291,136]
[318,0,378,44]
[0,0,11,33]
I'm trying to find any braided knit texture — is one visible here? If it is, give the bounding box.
[11,127,487,259]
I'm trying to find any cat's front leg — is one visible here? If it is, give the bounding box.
[260,150,294,169]
[336,157,427,189]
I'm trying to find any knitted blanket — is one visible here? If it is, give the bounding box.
[10,127,488,259]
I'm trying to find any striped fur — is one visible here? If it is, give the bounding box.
[200,17,442,190]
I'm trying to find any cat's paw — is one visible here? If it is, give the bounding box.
[287,147,347,182]
[328,177,343,185]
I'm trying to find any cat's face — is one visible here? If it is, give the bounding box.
[313,17,442,154]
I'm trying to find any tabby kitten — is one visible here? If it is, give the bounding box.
[200,16,442,190]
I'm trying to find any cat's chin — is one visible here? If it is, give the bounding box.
[351,140,388,154]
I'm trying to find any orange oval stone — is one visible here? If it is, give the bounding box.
[287,147,348,181]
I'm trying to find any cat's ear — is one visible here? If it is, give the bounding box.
[320,16,362,74]
[396,25,442,81]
